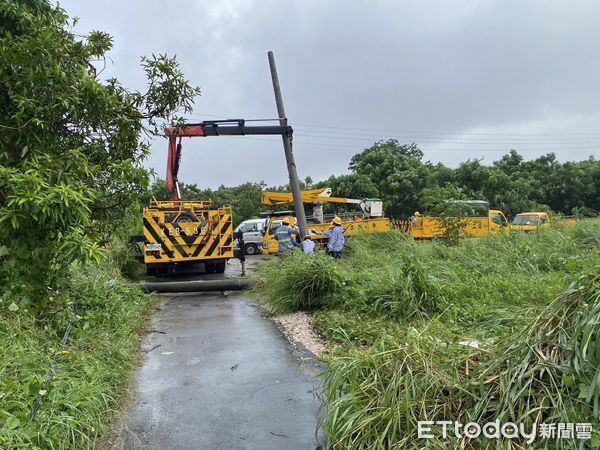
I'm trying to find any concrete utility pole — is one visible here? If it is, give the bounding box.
[267,51,309,238]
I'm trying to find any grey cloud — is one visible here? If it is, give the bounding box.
[61,0,600,187]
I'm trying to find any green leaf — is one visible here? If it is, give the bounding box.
[8,302,19,312]
[578,383,591,399]
[563,374,574,387]
[4,415,20,430]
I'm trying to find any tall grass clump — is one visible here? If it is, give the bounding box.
[341,231,411,258]
[474,272,600,428]
[254,222,600,448]
[320,271,600,449]
[320,332,473,449]
[343,251,443,320]
[254,252,344,313]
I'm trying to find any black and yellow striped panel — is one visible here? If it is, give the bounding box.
[143,212,233,264]
[392,219,411,233]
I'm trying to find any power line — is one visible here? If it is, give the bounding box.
[293,122,600,137]
[183,112,600,152]
[293,133,600,146]
[186,112,600,137]
[226,136,599,152]
[293,128,600,143]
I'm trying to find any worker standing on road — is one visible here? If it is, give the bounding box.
[319,216,345,258]
[301,235,316,255]
[274,218,300,255]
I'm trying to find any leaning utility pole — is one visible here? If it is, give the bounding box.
[267,51,309,238]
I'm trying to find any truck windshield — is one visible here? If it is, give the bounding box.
[512,215,540,225]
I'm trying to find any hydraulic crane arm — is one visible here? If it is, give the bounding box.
[261,188,383,220]
[261,189,331,205]
[165,120,293,200]
[261,189,361,206]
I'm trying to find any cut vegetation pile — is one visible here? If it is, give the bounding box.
[255,221,600,449]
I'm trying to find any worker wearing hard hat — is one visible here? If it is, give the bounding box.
[274,218,300,255]
[318,216,345,258]
[410,211,422,228]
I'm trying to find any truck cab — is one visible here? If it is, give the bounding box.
[511,211,578,234]
[489,210,511,231]
[511,212,550,234]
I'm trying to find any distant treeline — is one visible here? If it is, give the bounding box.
[148,141,600,224]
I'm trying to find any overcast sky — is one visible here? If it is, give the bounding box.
[60,0,600,188]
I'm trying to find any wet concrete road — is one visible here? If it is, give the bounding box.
[117,293,324,450]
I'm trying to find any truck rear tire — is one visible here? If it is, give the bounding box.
[215,261,226,273]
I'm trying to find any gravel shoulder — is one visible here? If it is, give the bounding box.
[271,312,328,357]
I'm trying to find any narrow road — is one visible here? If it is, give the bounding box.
[115,292,324,450]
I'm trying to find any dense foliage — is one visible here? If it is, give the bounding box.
[150,142,600,223]
[323,143,600,218]
[255,222,600,448]
[0,0,199,311]
[0,260,155,449]
[0,1,197,448]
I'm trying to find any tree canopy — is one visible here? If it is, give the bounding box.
[0,0,199,310]
[149,145,600,222]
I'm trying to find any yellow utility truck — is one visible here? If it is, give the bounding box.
[408,200,510,239]
[511,211,577,234]
[143,199,233,275]
[259,188,390,255]
[142,119,294,275]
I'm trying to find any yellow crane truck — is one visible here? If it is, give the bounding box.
[259,188,391,255]
[407,200,510,239]
[142,120,293,275]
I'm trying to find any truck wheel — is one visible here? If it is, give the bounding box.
[146,266,157,276]
[205,263,216,274]
[244,243,258,255]
[215,261,226,273]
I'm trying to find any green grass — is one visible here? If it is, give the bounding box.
[252,252,345,314]
[255,222,600,449]
[0,261,155,449]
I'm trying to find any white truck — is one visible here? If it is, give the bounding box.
[234,218,266,255]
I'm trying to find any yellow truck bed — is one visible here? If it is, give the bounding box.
[402,209,510,239]
[260,213,390,255]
